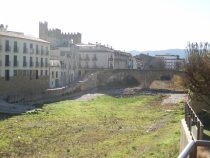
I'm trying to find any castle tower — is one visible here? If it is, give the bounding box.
[39,21,48,40]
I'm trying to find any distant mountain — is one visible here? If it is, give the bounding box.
[129,49,186,58]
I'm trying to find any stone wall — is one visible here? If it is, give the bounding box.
[0,76,49,97]
[5,72,98,104]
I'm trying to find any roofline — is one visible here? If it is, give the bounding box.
[0,33,50,44]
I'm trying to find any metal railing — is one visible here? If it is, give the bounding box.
[179,103,210,158]
[178,140,210,158]
[185,103,204,140]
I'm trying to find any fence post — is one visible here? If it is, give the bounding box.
[200,123,204,140]
[197,119,200,140]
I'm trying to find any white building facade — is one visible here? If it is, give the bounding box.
[76,43,133,70]
[155,55,185,70]
[77,43,114,69]
[0,26,50,96]
[49,45,79,88]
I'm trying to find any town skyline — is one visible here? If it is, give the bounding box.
[1,0,210,51]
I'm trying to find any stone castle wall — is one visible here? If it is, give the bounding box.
[39,22,81,47]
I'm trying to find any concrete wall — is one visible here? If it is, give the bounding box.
[179,119,210,157]
[180,119,193,152]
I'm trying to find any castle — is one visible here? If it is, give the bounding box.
[39,22,82,48]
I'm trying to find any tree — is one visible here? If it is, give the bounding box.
[185,42,210,107]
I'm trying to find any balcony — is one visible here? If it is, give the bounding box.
[85,56,90,61]
[41,50,44,55]
[36,62,39,67]
[30,62,34,67]
[41,62,44,67]
[5,46,11,52]
[36,49,40,55]
[13,61,19,67]
[46,50,49,56]
[108,57,113,61]
[45,63,48,67]
[79,56,82,61]
[13,47,19,53]
[5,61,10,67]
[30,48,34,54]
[23,62,27,67]
[23,48,28,54]
[92,56,97,61]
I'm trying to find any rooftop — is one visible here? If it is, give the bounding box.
[0,31,50,44]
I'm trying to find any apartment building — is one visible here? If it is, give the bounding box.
[76,43,114,69]
[0,26,50,96]
[49,45,79,88]
[114,50,134,69]
[49,59,61,88]
[155,55,185,70]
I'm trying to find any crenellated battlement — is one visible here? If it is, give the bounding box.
[39,21,82,48]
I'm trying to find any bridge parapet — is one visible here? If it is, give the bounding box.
[89,69,185,88]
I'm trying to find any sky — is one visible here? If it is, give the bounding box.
[1,0,210,51]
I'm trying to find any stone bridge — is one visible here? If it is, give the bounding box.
[83,69,185,88]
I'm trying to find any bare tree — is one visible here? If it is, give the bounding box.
[185,42,210,107]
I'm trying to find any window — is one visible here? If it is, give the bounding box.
[23,43,27,53]
[52,71,54,78]
[23,70,27,76]
[36,45,39,54]
[30,57,33,67]
[41,46,44,54]
[36,70,38,79]
[30,43,33,49]
[41,70,43,76]
[23,56,27,67]
[36,57,39,67]
[46,47,49,55]
[30,70,33,79]
[56,71,58,78]
[5,70,10,81]
[45,70,48,76]
[45,58,48,67]
[14,70,17,76]
[41,58,43,67]
[14,41,18,52]
[5,55,9,66]
[30,44,34,53]
[5,40,10,52]
[14,55,18,66]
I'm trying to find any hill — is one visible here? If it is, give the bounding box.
[130,49,186,58]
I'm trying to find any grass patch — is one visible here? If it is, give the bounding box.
[0,95,184,158]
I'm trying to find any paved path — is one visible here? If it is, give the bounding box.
[75,93,104,101]
[161,94,188,105]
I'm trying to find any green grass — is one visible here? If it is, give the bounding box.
[0,95,184,158]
